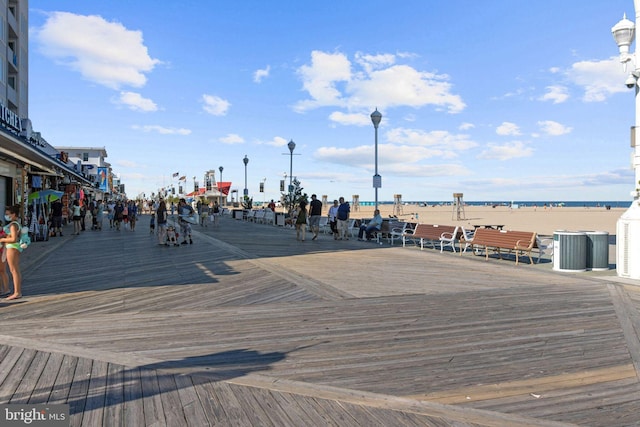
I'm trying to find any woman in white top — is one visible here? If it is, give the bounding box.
[327,199,339,240]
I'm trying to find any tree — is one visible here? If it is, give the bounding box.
[280,178,307,213]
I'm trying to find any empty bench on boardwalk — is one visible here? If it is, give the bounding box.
[461,228,537,265]
[402,224,462,252]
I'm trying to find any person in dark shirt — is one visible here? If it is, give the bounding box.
[51,199,63,236]
[336,197,350,240]
[308,194,323,240]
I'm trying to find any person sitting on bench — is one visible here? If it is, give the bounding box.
[358,209,382,241]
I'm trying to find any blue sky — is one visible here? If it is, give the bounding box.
[26,1,640,203]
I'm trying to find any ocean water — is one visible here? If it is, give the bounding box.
[356,201,631,208]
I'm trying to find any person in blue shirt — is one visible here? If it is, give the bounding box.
[358,209,383,241]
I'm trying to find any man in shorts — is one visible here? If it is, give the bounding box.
[308,194,323,240]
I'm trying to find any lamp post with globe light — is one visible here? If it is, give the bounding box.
[242,156,249,199]
[288,140,296,211]
[370,109,382,211]
[612,3,640,279]
[218,166,224,206]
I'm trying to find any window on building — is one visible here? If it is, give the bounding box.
[82,153,89,161]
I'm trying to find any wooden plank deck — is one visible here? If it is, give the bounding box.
[0,213,638,426]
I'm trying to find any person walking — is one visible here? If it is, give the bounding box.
[1,205,23,300]
[178,198,194,244]
[113,201,124,231]
[51,198,63,236]
[213,201,221,226]
[72,200,82,235]
[95,200,104,230]
[198,199,207,227]
[328,199,339,240]
[107,200,115,228]
[156,198,168,245]
[308,194,323,240]
[336,197,350,240]
[295,200,308,241]
[128,200,138,231]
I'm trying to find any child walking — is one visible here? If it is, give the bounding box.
[149,213,156,234]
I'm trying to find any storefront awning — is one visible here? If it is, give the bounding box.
[0,128,92,185]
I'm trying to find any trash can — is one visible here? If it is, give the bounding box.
[275,212,285,226]
[232,209,243,220]
[553,231,587,272]
[585,231,609,271]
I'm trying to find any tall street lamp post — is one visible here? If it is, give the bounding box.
[612,4,640,279]
[370,109,382,211]
[218,166,224,206]
[242,155,249,199]
[288,140,296,212]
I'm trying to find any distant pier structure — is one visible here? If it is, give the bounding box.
[452,192,466,221]
[393,194,403,217]
[352,195,360,211]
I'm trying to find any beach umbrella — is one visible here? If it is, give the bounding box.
[28,189,64,202]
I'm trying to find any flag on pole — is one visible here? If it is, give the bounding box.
[172,172,179,178]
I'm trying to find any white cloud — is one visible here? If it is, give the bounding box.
[202,94,230,116]
[253,65,270,83]
[264,136,289,147]
[33,12,160,89]
[496,122,521,136]
[329,111,370,126]
[314,144,472,176]
[478,141,533,160]
[131,125,191,135]
[459,122,475,130]
[354,52,396,73]
[117,91,158,112]
[219,134,244,144]
[385,128,477,153]
[537,120,572,136]
[539,85,569,104]
[569,57,627,102]
[295,51,351,111]
[294,50,465,114]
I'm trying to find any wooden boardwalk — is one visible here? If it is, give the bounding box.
[0,213,639,426]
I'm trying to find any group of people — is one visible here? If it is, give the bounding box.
[53,198,140,237]
[153,197,198,246]
[293,195,382,242]
[105,199,139,231]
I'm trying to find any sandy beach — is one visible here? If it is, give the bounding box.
[346,203,628,237]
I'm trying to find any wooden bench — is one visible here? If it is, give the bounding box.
[461,228,537,265]
[403,224,460,251]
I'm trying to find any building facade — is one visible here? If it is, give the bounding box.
[0,0,118,237]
